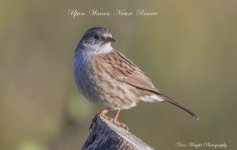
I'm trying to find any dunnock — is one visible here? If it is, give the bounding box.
[73,27,199,126]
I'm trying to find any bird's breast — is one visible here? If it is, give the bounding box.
[73,52,138,110]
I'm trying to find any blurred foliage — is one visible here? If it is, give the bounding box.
[0,0,237,150]
[18,139,47,150]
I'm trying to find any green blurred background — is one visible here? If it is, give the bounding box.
[1,0,237,149]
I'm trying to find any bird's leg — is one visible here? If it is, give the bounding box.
[90,109,128,131]
[89,108,110,130]
[111,110,129,130]
[113,110,120,121]
[98,108,110,118]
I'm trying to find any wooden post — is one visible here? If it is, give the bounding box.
[82,116,155,150]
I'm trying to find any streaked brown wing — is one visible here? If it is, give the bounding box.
[99,50,199,119]
[101,49,160,93]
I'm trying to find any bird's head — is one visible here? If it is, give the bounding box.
[78,27,115,53]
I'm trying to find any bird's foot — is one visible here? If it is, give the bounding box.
[89,109,128,131]
[109,118,129,130]
[89,114,129,131]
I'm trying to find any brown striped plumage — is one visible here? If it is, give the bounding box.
[73,27,199,126]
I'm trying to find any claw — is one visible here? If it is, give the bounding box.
[111,119,129,130]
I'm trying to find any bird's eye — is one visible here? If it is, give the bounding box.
[94,34,99,39]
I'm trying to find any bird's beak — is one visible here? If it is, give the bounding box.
[105,37,116,42]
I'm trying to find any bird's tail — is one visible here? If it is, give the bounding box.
[158,93,199,120]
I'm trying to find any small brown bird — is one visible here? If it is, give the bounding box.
[73,27,199,126]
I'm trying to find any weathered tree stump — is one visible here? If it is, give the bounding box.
[82,116,155,150]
